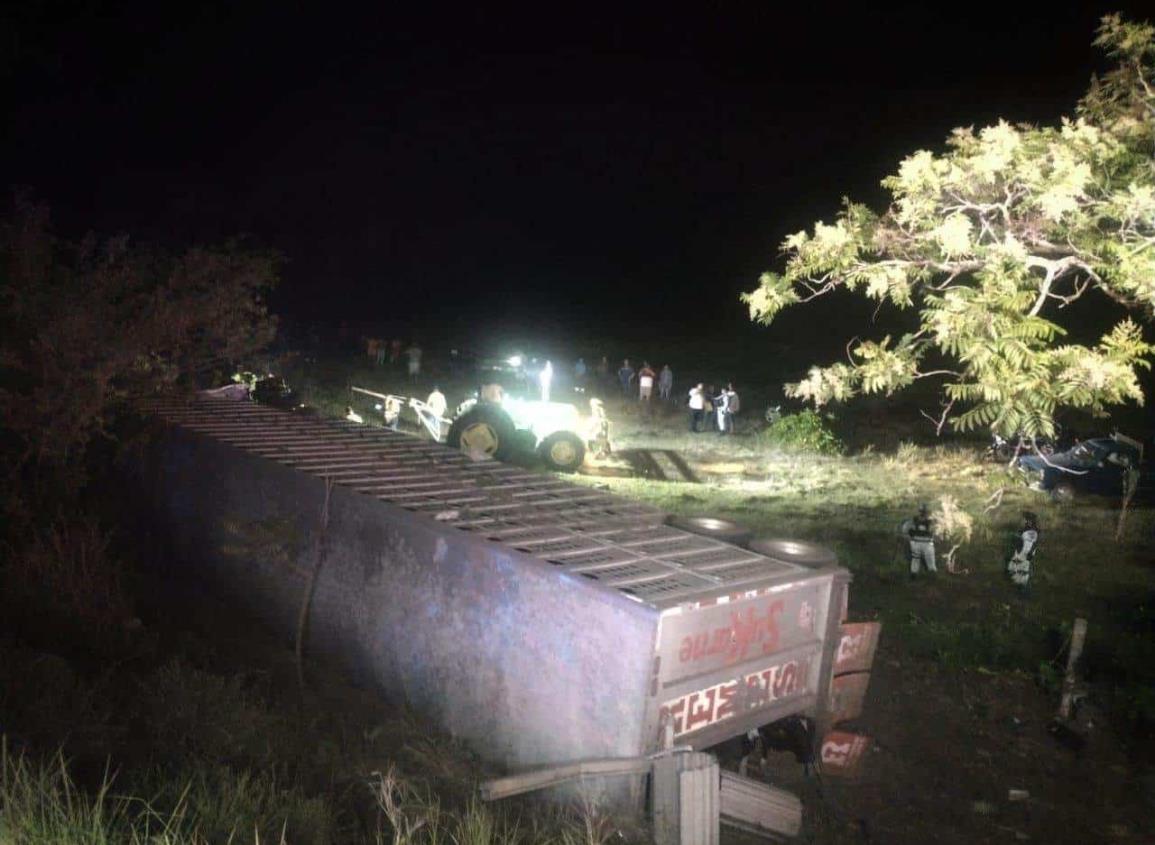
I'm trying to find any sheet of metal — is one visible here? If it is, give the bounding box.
[133,425,659,770]
[140,398,838,612]
[718,771,802,839]
[829,671,872,724]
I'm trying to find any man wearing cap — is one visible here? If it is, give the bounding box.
[1006,511,1041,596]
[902,504,937,579]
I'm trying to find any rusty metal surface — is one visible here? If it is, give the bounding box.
[138,398,812,609]
[829,671,872,724]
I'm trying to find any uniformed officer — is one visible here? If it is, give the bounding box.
[1006,511,1040,596]
[903,503,937,578]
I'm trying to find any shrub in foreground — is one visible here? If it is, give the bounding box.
[760,410,843,455]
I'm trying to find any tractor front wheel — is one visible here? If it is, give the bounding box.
[539,432,586,472]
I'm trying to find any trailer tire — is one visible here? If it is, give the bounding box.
[666,515,752,547]
[1050,481,1075,503]
[448,404,517,462]
[748,538,838,568]
[539,431,586,472]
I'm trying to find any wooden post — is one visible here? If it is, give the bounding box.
[1058,618,1087,721]
[652,752,719,845]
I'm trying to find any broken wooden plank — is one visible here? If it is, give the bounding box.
[479,757,651,801]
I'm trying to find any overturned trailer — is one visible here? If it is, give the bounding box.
[135,397,865,771]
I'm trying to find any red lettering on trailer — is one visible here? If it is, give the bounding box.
[659,656,811,739]
[677,599,785,665]
[715,679,737,721]
[685,689,716,731]
[772,661,796,697]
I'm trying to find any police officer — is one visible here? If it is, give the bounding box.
[1006,511,1040,596]
[903,504,937,578]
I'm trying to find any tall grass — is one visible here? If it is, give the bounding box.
[0,738,336,844]
[367,766,626,845]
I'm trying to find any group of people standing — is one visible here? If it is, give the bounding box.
[579,357,740,434]
[365,338,423,381]
[687,383,740,434]
[594,359,675,401]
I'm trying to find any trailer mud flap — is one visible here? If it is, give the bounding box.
[818,730,872,777]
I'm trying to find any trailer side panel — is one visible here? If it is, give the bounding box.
[144,425,658,767]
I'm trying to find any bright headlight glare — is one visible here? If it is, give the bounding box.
[507,355,523,367]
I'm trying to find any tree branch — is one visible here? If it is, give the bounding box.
[1029,265,1056,317]
[919,398,956,436]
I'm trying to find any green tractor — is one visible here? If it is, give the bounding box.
[350,387,610,473]
[448,394,608,472]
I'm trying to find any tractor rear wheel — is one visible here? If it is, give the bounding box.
[447,404,517,462]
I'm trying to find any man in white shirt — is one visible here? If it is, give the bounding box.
[539,360,553,402]
[414,386,448,439]
[638,363,656,401]
[426,387,447,419]
[687,384,705,432]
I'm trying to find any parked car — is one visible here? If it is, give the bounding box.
[1017,433,1152,502]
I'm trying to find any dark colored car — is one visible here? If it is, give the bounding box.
[1017,435,1152,502]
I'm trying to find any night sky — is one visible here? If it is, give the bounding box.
[5,1,1151,351]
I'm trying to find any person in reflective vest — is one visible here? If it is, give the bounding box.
[903,504,937,578]
[1006,511,1040,596]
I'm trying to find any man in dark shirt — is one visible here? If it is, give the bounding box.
[902,504,937,579]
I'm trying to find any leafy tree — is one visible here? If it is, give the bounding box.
[744,14,1155,440]
[0,195,278,492]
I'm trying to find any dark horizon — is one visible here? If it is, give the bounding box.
[5,1,1151,342]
